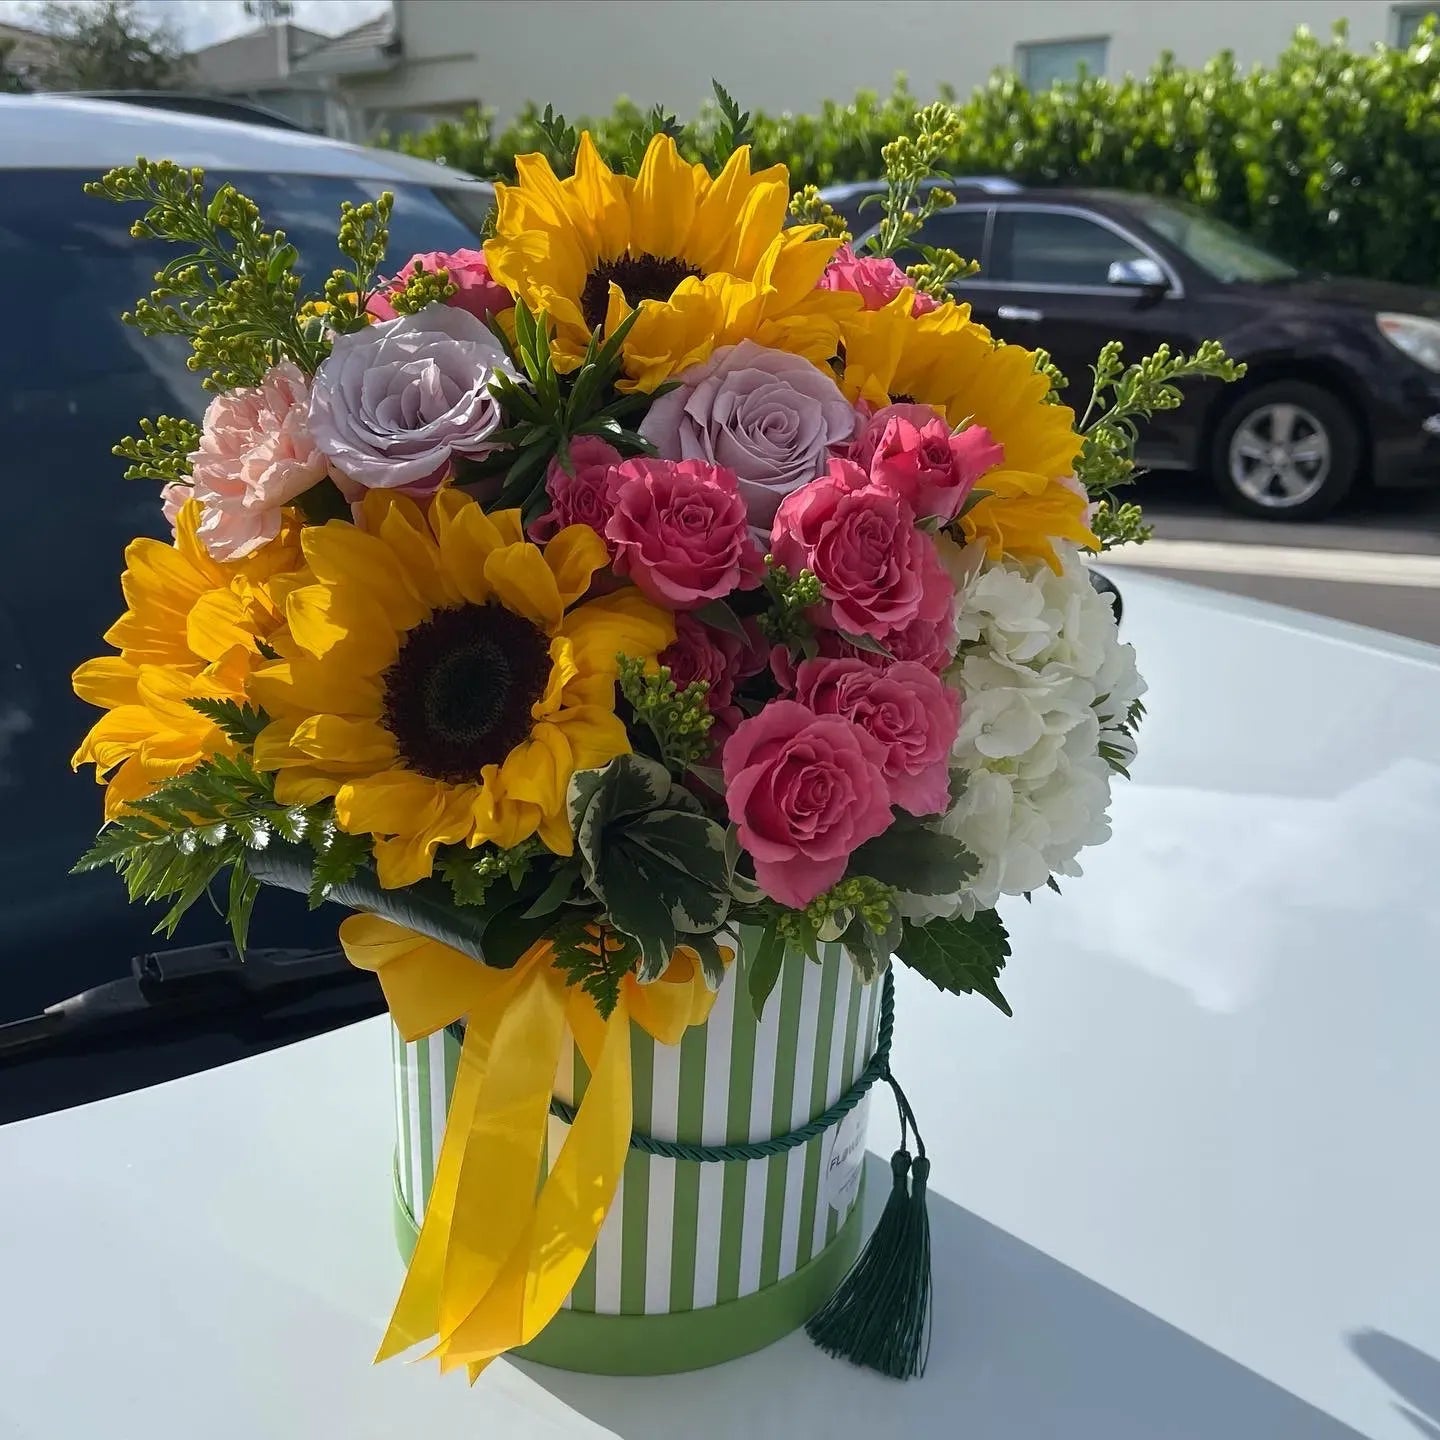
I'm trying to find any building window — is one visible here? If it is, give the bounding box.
[1017,37,1109,89]
[1392,5,1436,46]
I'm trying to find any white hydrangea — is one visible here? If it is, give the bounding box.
[911,543,1144,920]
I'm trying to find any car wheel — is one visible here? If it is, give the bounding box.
[1211,381,1359,520]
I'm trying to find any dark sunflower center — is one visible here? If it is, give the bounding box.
[381,604,551,784]
[890,392,918,405]
[579,253,703,331]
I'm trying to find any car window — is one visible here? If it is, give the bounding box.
[0,168,487,1025]
[1127,198,1298,283]
[899,207,989,271]
[991,209,1148,287]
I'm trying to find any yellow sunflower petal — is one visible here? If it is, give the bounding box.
[102,754,153,819]
[559,588,675,675]
[553,704,632,772]
[72,704,154,773]
[534,636,580,719]
[571,131,630,259]
[301,520,429,630]
[286,583,400,672]
[377,493,458,609]
[290,714,398,770]
[248,656,382,721]
[499,721,573,820]
[630,132,697,259]
[335,769,448,835]
[72,656,138,710]
[186,586,262,663]
[470,765,542,851]
[274,769,344,807]
[484,542,564,633]
[431,494,511,605]
[543,523,608,610]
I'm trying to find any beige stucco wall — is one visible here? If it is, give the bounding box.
[349,0,1407,125]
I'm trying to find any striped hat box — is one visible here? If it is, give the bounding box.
[390,941,883,1374]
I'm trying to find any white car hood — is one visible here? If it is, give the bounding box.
[3,569,1438,1439]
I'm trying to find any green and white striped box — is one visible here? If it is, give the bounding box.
[390,943,883,1374]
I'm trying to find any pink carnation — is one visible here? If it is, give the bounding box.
[529,436,623,544]
[367,248,513,324]
[722,700,895,908]
[184,360,328,560]
[847,403,1005,523]
[769,458,953,643]
[794,657,959,816]
[605,458,765,610]
[818,244,938,316]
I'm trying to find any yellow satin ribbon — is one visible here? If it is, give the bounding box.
[341,913,722,1379]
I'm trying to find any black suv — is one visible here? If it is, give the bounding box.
[822,178,1440,520]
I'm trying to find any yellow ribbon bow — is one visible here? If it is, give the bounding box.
[340,913,723,1379]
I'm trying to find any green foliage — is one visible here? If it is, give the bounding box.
[707,80,753,167]
[757,559,822,651]
[567,754,731,983]
[386,261,459,316]
[481,301,656,526]
[788,185,851,241]
[85,160,324,390]
[112,413,201,483]
[896,910,1013,1017]
[550,919,642,1019]
[321,193,394,333]
[845,824,978,903]
[617,655,714,776]
[396,21,1440,286]
[439,838,543,908]
[745,922,788,1019]
[773,876,903,986]
[34,0,187,93]
[1075,339,1246,545]
[72,754,302,950]
[859,102,963,259]
[184,698,270,746]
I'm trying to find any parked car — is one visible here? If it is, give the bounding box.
[825,178,1440,520]
[0,95,494,1113]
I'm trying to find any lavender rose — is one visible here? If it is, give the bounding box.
[308,306,518,493]
[639,340,856,533]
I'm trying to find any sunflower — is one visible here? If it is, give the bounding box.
[250,490,673,888]
[72,501,306,817]
[838,290,1096,567]
[484,132,851,390]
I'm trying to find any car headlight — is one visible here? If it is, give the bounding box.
[1377,313,1440,372]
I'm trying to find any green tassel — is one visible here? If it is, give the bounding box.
[805,1077,932,1379]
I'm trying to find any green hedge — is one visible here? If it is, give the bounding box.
[395,18,1440,285]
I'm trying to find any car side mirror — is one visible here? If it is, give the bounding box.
[1107,256,1168,292]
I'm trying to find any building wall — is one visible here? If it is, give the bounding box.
[347,0,1412,125]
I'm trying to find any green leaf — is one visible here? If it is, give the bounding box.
[521,859,584,919]
[746,922,786,1020]
[307,826,370,908]
[690,598,749,642]
[846,825,978,897]
[686,930,730,990]
[836,630,893,658]
[896,911,1012,1016]
[568,753,673,873]
[185,697,270,746]
[596,846,678,982]
[479,900,557,969]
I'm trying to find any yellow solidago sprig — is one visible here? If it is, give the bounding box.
[387,260,460,316]
[85,159,326,390]
[321,192,395,333]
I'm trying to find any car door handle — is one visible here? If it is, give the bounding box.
[997,304,1044,322]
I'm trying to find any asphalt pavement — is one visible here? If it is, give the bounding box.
[1102,476,1440,647]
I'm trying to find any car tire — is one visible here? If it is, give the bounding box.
[1210,380,1360,521]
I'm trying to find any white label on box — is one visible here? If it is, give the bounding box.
[824,1102,867,1213]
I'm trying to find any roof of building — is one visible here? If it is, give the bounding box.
[188,23,327,91]
[293,14,399,77]
[0,92,483,188]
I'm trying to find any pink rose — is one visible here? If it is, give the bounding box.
[529,436,623,544]
[847,403,1005,523]
[770,608,953,690]
[605,458,765,610]
[661,612,745,716]
[818,244,938,316]
[794,657,959,816]
[367,248,513,324]
[769,458,954,643]
[722,700,895,908]
[184,360,328,560]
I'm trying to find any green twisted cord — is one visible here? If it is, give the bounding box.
[445,967,895,1163]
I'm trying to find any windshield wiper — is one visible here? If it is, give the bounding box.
[0,941,356,1060]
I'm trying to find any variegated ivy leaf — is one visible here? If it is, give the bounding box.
[567,753,672,881]
[723,825,764,904]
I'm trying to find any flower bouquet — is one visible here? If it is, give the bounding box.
[72,97,1239,1381]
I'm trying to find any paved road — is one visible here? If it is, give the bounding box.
[1102,476,1440,647]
